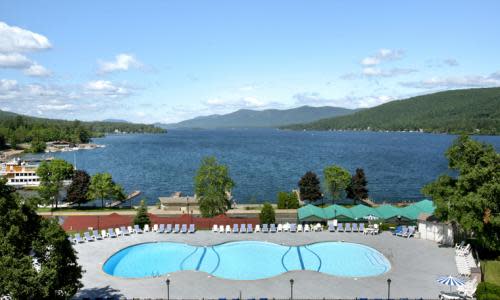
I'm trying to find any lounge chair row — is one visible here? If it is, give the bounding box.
[212,224,255,233]
[69,225,148,243]
[152,223,196,234]
[392,225,416,238]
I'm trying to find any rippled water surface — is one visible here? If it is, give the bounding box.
[37,129,500,204]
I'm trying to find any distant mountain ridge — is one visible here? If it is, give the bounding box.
[283,87,500,135]
[160,106,358,129]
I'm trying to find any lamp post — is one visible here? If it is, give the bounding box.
[387,278,391,299]
[289,279,294,300]
[166,278,170,300]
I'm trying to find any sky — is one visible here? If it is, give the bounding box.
[0,0,499,124]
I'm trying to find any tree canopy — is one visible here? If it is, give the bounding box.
[66,170,91,206]
[0,179,82,299]
[298,171,322,203]
[277,191,300,209]
[423,135,500,252]
[346,168,369,204]
[323,165,351,204]
[87,173,126,208]
[259,202,276,224]
[37,159,74,208]
[194,156,235,217]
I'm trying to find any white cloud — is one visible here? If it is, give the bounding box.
[443,58,459,67]
[84,80,132,98]
[361,49,404,66]
[0,21,51,53]
[38,103,74,111]
[362,67,417,77]
[23,63,51,77]
[98,53,143,73]
[0,53,32,68]
[401,72,500,89]
[293,92,396,108]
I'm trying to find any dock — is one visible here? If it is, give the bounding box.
[108,190,141,207]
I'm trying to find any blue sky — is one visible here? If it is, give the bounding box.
[1,0,499,123]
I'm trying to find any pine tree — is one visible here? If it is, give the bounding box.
[259,202,276,224]
[298,171,322,203]
[133,199,151,229]
[346,168,369,205]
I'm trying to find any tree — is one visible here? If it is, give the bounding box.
[87,173,126,208]
[194,156,235,217]
[277,191,300,209]
[30,139,46,153]
[298,171,322,203]
[37,159,74,208]
[346,168,369,205]
[66,170,91,206]
[0,179,82,299]
[323,165,351,204]
[422,135,500,252]
[259,202,276,224]
[133,199,151,228]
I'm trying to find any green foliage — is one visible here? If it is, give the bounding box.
[346,168,369,204]
[476,282,500,300]
[259,202,276,224]
[87,173,126,208]
[323,165,351,204]
[133,199,151,228]
[66,170,91,206]
[37,159,74,208]
[283,87,500,135]
[277,191,300,209]
[194,156,235,217]
[0,111,165,149]
[0,179,82,299]
[298,171,322,202]
[423,135,500,252]
[29,138,46,153]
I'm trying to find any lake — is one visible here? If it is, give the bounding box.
[31,129,500,205]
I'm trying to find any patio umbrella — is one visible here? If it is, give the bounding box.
[363,214,379,225]
[436,275,465,292]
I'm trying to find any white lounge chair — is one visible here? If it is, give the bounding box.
[101,229,107,238]
[297,224,303,232]
[314,223,322,232]
[270,224,277,233]
[157,224,165,233]
[225,225,231,233]
[372,224,379,235]
[277,224,283,232]
[240,224,247,233]
[212,224,218,232]
[144,224,150,232]
[304,224,311,232]
[114,228,121,236]
[173,224,180,233]
[83,231,94,242]
[120,226,130,236]
[74,233,85,243]
[108,228,117,238]
[134,225,143,234]
[165,224,173,233]
[255,224,261,232]
[247,224,253,233]
[290,223,297,233]
[283,223,290,232]
[127,226,134,234]
[188,224,195,233]
[92,230,102,240]
[219,225,225,233]
[181,224,188,233]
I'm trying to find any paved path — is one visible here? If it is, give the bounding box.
[74,231,456,299]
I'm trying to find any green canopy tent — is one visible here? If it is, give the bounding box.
[410,199,435,214]
[297,204,327,222]
[324,204,355,222]
[350,204,381,221]
[375,205,411,223]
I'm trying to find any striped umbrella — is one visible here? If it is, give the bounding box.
[436,275,465,292]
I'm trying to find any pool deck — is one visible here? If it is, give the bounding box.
[74,230,456,299]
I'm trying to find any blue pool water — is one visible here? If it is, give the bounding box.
[103,241,391,280]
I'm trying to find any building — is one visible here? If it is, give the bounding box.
[0,158,41,187]
[159,192,198,213]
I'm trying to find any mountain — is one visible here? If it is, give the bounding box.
[102,118,129,123]
[282,87,500,135]
[160,106,358,129]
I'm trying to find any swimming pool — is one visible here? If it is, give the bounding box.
[103,241,391,280]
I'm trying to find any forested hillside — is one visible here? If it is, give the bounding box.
[283,88,500,135]
[0,110,165,151]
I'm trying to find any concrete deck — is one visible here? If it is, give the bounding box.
[74,230,456,299]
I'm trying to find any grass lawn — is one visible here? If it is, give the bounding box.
[483,260,500,286]
[37,207,135,213]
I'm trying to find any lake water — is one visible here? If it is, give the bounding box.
[32,129,500,205]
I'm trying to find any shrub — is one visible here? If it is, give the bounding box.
[476,282,500,300]
[277,191,300,209]
[259,202,275,224]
